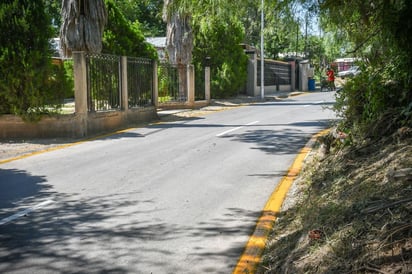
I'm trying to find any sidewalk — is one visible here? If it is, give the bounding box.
[157,91,306,118]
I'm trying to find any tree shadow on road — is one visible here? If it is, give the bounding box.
[0,181,268,274]
[222,119,333,155]
[0,169,49,218]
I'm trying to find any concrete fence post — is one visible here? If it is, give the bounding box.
[187,64,195,106]
[289,61,296,92]
[246,52,258,96]
[153,61,158,108]
[121,56,128,111]
[73,51,88,137]
[205,66,211,102]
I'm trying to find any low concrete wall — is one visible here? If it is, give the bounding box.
[0,114,79,139]
[0,107,158,139]
[255,84,292,95]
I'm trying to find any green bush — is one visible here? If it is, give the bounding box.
[327,0,412,139]
[50,60,74,100]
[335,62,412,139]
[192,16,248,98]
[103,0,157,59]
[0,0,68,121]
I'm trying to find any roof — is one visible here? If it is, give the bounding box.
[146,37,166,49]
[334,57,360,63]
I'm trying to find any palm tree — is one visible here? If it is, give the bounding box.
[163,0,193,65]
[163,0,193,99]
[60,0,108,57]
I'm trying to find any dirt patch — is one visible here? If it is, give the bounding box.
[257,128,412,273]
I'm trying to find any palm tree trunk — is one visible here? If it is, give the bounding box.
[163,0,193,99]
[60,0,107,57]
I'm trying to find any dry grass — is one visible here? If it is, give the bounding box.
[258,128,412,274]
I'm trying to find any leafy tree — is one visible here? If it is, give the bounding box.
[321,0,412,137]
[43,0,61,36]
[0,0,66,120]
[305,35,325,61]
[236,1,311,59]
[102,0,157,59]
[262,1,300,59]
[164,0,249,97]
[237,0,261,46]
[116,0,165,37]
[192,11,248,97]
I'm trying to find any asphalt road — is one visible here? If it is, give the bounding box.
[0,92,336,274]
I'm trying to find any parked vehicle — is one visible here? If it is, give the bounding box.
[337,66,360,79]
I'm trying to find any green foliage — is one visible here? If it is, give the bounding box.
[167,0,330,98]
[323,0,412,138]
[264,2,302,59]
[235,1,327,61]
[116,0,165,36]
[335,65,411,139]
[57,60,74,99]
[102,0,157,59]
[43,0,61,36]
[0,0,67,121]
[192,12,248,98]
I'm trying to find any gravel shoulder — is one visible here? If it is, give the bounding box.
[0,138,80,161]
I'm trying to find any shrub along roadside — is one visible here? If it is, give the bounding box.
[0,0,69,121]
[192,11,248,98]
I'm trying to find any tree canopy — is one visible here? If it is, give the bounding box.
[2,0,410,128]
[102,0,157,59]
[116,0,165,37]
[320,0,412,137]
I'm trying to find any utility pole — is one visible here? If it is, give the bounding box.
[304,13,308,58]
[295,23,299,57]
[260,0,264,99]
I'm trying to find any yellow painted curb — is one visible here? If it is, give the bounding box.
[232,129,330,274]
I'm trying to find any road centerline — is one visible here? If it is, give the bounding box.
[216,121,259,137]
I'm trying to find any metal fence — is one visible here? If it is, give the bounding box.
[257,60,291,87]
[195,66,205,100]
[157,62,187,102]
[83,53,207,112]
[85,54,156,112]
[86,54,121,112]
[127,57,154,108]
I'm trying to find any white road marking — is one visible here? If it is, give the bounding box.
[0,199,54,226]
[304,101,324,107]
[216,121,259,137]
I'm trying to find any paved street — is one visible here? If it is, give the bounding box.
[0,92,336,273]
